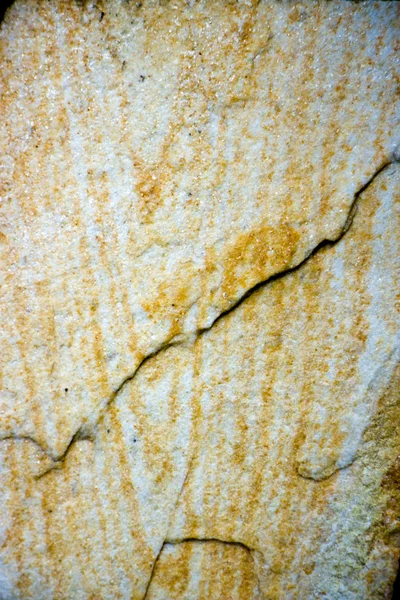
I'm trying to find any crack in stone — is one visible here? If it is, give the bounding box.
[142,537,259,600]
[297,456,358,483]
[140,459,197,599]
[297,345,400,482]
[141,541,164,600]
[1,157,398,473]
[0,434,55,456]
[166,536,255,552]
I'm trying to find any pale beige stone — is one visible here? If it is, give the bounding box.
[0,161,398,599]
[1,0,399,457]
[0,1,399,599]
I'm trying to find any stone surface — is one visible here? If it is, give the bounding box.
[0,1,399,599]
[0,0,399,457]
[0,160,399,599]
[147,541,262,599]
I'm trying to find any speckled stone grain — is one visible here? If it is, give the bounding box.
[0,1,399,599]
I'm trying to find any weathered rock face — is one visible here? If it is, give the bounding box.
[0,1,399,599]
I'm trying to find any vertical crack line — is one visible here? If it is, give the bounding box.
[141,456,195,599]
[141,541,166,600]
[172,454,194,513]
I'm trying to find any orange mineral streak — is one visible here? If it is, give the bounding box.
[147,540,261,600]
[216,223,300,301]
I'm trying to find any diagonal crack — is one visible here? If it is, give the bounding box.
[141,541,165,600]
[140,457,197,599]
[1,156,398,473]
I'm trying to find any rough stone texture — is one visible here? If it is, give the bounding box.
[1,0,399,458]
[0,159,399,600]
[0,1,399,599]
